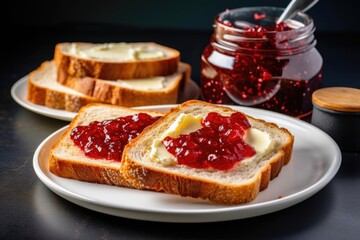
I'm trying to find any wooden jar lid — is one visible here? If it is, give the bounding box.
[312,87,360,112]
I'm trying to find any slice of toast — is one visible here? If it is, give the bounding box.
[55,42,180,81]
[49,103,164,187]
[121,100,294,204]
[27,60,102,112]
[57,62,191,107]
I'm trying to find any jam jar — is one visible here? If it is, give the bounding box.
[200,7,323,118]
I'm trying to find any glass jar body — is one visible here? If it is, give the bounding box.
[200,7,323,118]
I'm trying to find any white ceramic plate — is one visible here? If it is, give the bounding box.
[11,76,200,121]
[33,105,341,223]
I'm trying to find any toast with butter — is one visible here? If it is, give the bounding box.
[27,60,102,112]
[26,42,191,111]
[57,61,191,107]
[121,100,294,205]
[55,42,180,81]
[49,103,164,187]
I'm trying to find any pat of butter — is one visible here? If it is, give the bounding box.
[116,76,165,90]
[70,43,165,61]
[150,114,202,165]
[150,114,274,167]
[164,114,203,137]
[135,49,165,60]
[242,128,274,164]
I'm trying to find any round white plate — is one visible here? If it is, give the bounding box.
[11,76,200,121]
[33,105,341,223]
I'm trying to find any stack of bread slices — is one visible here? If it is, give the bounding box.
[27,42,191,112]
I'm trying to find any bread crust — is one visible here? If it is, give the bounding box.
[57,63,191,107]
[27,61,102,112]
[54,42,180,81]
[121,100,295,205]
[49,103,164,188]
[49,155,132,187]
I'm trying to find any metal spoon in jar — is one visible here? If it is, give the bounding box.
[277,0,320,23]
[233,0,319,29]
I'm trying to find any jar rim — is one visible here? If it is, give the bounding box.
[212,6,317,55]
[216,6,314,33]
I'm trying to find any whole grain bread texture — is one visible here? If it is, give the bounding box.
[57,62,191,107]
[54,42,180,81]
[121,100,294,204]
[27,60,102,112]
[49,103,164,188]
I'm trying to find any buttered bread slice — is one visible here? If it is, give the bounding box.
[57,62,191,107]
[121,100,294,205]
[27,60,101,112]
[55,42,180,80]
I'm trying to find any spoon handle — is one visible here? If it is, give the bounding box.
[277,0,319,23]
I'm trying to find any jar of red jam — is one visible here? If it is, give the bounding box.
[200,7,323,118]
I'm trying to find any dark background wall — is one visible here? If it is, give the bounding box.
[2,0,359,89]
[4,0,360,33]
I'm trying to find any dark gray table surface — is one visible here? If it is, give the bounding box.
[1,25,359,239]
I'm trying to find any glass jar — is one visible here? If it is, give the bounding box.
[200,7,323,118]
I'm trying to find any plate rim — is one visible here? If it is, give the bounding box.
[32,104,342,222]
[10,76,77,121]
[11,75,200,121]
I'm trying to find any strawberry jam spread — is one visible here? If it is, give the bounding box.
[70,113,160,161]
[162,112,256,170]
[201,7,323,118]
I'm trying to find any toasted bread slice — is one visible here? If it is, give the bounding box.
[55,42,180,81]
[27,60,102,112]
[121,100,294,204]
[57,62,191,107]
[49,103,164,187]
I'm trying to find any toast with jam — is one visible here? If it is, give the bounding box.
[49,103,164,187]
[121,100,294,204]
